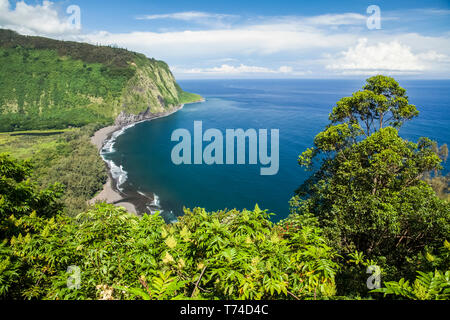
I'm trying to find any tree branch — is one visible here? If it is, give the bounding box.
[191,266,207,298]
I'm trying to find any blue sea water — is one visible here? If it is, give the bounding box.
[103,79,450,222]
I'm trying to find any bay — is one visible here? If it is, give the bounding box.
[104,79,450,222]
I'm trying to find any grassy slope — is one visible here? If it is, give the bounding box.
[0,29,202,132]
[0,29,203,215]
[178,88,204,104]
[0,47,127,131]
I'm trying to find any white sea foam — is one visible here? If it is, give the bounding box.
[106,160,128,192]
[137,191,147,197]
[97,105,188,216]
[101,123,136,155]
[143,193,163,215]
[151,193,161,208]
[99,123,140,191]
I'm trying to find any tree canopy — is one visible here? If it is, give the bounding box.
[291,76,449,293]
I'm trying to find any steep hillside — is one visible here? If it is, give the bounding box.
[0,29,201,132]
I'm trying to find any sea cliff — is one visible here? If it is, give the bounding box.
[0,28,202,132]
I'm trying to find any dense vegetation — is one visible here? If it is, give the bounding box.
[0,152,339,299]
[424,142,449,201]
[0,125,107,216]
[289,75,450,297]
[0,29,137,68]
[0,71,448,300]
[0,29,202,132]
[0,151,448,300]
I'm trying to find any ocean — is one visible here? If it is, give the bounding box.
[101,79,450,222]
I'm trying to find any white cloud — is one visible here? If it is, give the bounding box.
[410,8,450,16]
[326,38,427,74]
[136,11,238,28]
[172,64,296,75]
[75,25,450,78]
[137,11,237,21]
[0,0,79,36]
[77,26,356,60]
[278,66,293,73]
[417,50,450,62]
[1,0,449,78]
[301,13,367,26]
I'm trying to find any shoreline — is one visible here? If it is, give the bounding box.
[88,123,137,214]
[88,99,205,215]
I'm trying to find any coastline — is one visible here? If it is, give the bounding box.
[88,99,205,215]
[88,124,137,214]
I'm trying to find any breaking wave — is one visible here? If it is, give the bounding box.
[106,160,128,192]
[101,123,137,154]
[99,123,139,191]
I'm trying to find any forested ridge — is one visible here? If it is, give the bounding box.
[0,75,448,300]
[0,29,202,132]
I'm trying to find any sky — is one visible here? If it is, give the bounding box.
[1,0,450,79]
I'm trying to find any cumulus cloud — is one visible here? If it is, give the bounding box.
[76,25,450,78]
[0,0,79,36]
[417,50,450,62]
[1,0,449,78]
[77,26,356,60]
[326,38,427,74]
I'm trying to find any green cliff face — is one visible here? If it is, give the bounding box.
[0,29,202,132]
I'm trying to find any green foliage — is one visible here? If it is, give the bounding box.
[0,29,138,68]
[0,202,339,300]
[158,205,338,300]
[372,242,450,300]
[0,46,128,131]
[0,126,107,216]
[423,142,450,200]
[114,271,186,300]
[1,73,448,301]
[373,271,450,300]
[329,75,418,135]
[178,90,204,105]
[0,153,63,240]
[0,157,339,300]
[0,29,202,132]
[30,126,108,216]
[0,153,64,298]
[292,75,450,296]
[294,126,449,259]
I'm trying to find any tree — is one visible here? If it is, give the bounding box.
[431,142,449,164]
[0,153,63,240]
[425,142,449,200]
[329,75,419,137]
[372,241,450,300]
[430,141,448,177]
[291,76,450,286]
[0,153,63,298]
